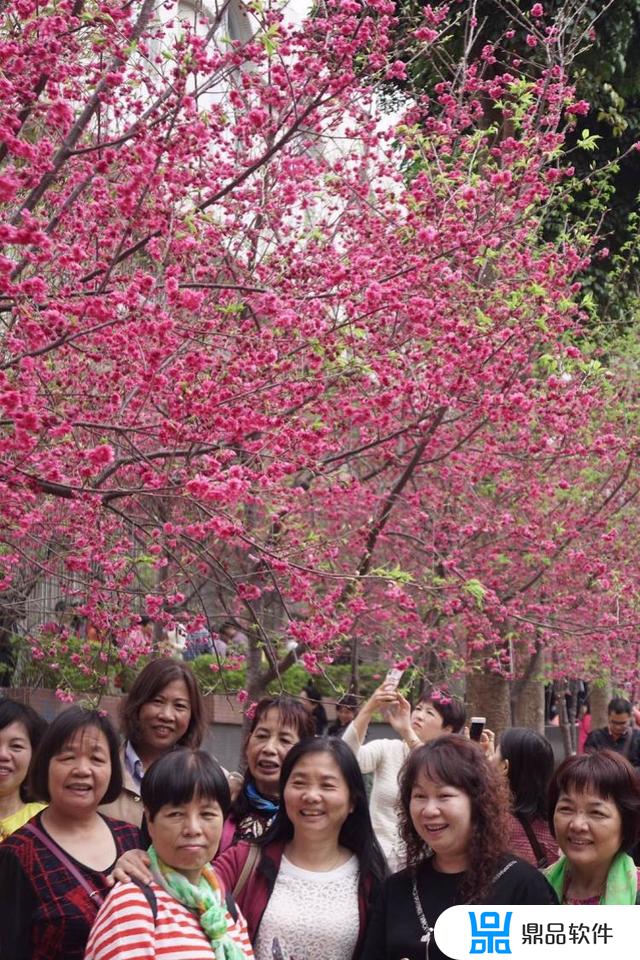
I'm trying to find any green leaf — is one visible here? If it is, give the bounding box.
[371,564,415,584]
[463,579,486,608]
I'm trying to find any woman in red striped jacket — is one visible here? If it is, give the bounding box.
[85,749,253,960]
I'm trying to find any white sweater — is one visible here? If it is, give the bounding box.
[342,723,408,871]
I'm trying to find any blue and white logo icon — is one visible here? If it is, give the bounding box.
[435,905,633,958]
[469,911,512,955]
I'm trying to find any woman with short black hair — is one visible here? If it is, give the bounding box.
[0,699,48,841]
[546,749,640,904]
[0,707,139,960]
[86,749,253,960]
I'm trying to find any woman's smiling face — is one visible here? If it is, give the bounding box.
[553,788,623,872]
[0,721,33,802]
[136,679,192,756]
[283,751,353,841]
[410,701,447,743]
[47,725,112,814]
[409,770,472,869]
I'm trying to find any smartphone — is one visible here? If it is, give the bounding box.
[469,716,486,741]
[383,667,404,690]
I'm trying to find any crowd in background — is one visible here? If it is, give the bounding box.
[1,660,640,960]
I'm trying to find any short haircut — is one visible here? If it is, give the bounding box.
[29,707,123,805]
[121,658,206,749]
[142,748,230,821]
[608,696,632,715]
[499,726,554,819]
[0,700,49,802]
[418,692,466,733]
[548,750,640,851]
[0,699,48,748]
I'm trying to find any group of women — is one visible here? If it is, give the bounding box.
[0,662,639,960]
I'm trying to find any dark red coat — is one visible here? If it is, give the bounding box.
[215,839,378,958]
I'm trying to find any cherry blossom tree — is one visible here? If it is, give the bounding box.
[0,0,637,706]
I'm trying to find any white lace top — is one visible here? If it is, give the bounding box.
[254,854,360,960]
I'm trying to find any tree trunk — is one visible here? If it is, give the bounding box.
[466,669,511,739]
[511,643,545,733]
[246,632,267,704]
[556,680,574,758]
[590,679,611,730]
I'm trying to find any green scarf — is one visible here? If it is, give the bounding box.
[148,846,246,960]
[545,851,638,905]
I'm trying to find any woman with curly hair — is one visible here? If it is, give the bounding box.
[360,735,557,960]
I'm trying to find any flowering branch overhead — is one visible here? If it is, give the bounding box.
[0,0,637,697]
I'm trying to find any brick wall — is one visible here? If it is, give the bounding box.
[1,687,247,726]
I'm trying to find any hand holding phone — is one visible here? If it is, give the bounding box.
[469,716,486,742]
[383,667,404,691]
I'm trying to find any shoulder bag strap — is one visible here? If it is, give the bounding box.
[232,842,260,900]
[24,822,105,908]
[225,889,239,923]
[515,815,548,869]
[132,878,157,922]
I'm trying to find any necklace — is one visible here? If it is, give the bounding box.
[411,857,518,958]
[411,872,433,960]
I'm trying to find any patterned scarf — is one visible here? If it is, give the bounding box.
[545,851,638,904]
[148,846,246,960]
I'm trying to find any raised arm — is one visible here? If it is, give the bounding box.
[344,683,401,747]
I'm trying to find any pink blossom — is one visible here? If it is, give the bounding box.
[87,445,115,467]
[386,60,407,81]
[414,27,438,43]
[566,100,589,116]
[0,173,19,202]
[55,688,75,703]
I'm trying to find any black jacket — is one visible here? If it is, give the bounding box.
[584,726,640,767]
[360,855,557,960]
